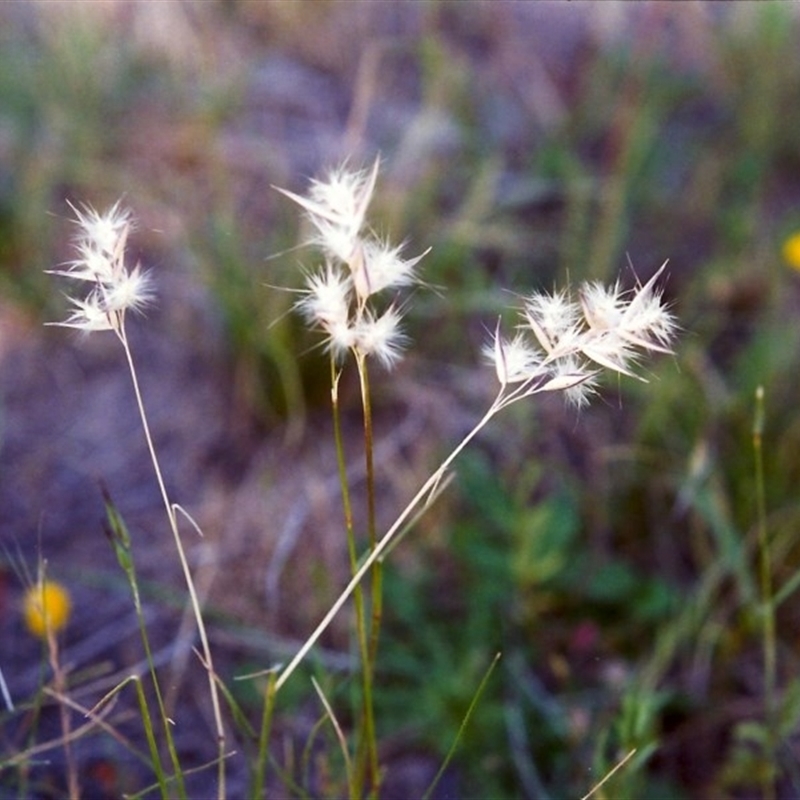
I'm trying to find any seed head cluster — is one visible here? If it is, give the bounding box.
[276,160,428,367]
[47,201,152,335]
[486,263,676,407]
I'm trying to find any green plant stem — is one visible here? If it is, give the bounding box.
[253,672,277,800]
[131,677,172,798]
[355,353,381,796]
[330,363,359,575]
[355,357,381,650]
[330,359,373,799]
[422,652,502,800]
[753,385,776,800]
[105,490,185,799]
[118,327,226,800]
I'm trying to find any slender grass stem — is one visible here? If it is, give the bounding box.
[355,353,380,796]
[312,676,355,792]
[131,677,171,797]
[330,358,372,799]
[253,672,277,800]
[753,385,777,800]
[118,327,226,800]
[357,358,382,661]
[580,748,638,800]
[331,362,358,572]
[422,652,502,800]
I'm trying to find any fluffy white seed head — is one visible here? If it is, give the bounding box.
[524,290,582,354]
[491,264,675,407]
[278,158,428,368]
[544,355,598,408]
[619,264,677,351]
[102,263,152,314]
[298,264,352,330]
[60,293,117,332]
[276,159,380,265]
[352,240,427,301]
[580,281,625,332]
[307,160,378,235]
[327,317,359,361]
[582,263,676,356]
[70,200,132,257]
[485,329,542,386]
[47,201,152,334]
[353,306,406,368]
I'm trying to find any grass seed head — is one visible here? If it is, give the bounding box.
[493,265,675,406]
[47,201,153,334]
[353,306,407,368]
[279,159,427,368]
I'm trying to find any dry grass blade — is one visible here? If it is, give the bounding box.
[579,748,637,800]
[311,676,353,790]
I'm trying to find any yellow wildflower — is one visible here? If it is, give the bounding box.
[23,580,72,638]
[782,232,800,271]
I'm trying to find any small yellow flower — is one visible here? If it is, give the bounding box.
[782,232,800,271]
[23,580,72,638]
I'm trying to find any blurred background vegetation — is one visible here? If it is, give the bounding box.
[2,2,800,798]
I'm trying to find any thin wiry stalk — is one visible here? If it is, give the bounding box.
[753,386,777,800]
[422,652,502,800]
[330,356,375,799]
[131,677,172,798]
[354,352,381,797]
[357,355,383,666]
[579,748,638,800]
[331,361,358,570]
[253,672,278,800]
[118,327,226,800]
[3,689,120,769]
[312,676,355,793]
[41,594,79,800]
